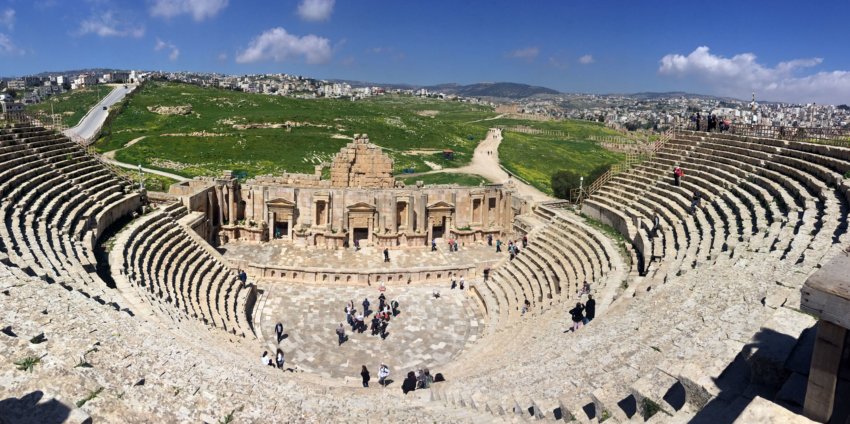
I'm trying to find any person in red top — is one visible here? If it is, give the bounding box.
[673,166,684,186]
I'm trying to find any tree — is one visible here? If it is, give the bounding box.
[551,164,610,200]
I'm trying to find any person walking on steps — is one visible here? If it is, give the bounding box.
[378,364,390,386]
[584,295,596,325]
[361,365,370,388]
[570,302,585,332]
[673,165,684,187]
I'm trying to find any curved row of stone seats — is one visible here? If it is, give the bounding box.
[469,203,624,337]
[0,124,139,309]
[435,131,847,422]
[1,264,503,423]
[109,202,255,337]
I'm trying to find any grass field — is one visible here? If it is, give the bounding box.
[97,81,494,178]
[27,87,104,128]
[400,172,489,187]
[97,81,628,195]
[492,119,625,194]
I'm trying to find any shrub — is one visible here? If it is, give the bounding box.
[551,164,610,200]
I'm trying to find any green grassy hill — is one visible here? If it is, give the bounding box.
[97,81,629,196]
[96,81,494,178]
[27,87,104,127]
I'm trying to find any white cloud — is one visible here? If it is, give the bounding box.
[236,27,331,65]
[297,0,334,22]
[217,52,228,61]
[76,12,145,38]
[150,0,228,21]
[0,32,23,55]
[659,46,850,104]
[155,38,180,61]
[0,9,14,31]
[578,54,594,65]
[508,47,539,60]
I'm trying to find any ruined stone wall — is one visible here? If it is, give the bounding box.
[329,134,394,188]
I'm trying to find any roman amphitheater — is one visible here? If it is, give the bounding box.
[1,119,849,424]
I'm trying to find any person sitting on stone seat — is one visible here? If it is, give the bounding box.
[276,348,285,369]
[402,371,417,394]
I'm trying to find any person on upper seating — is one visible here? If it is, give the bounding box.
[690,190,703,214]
[695,112,701,131]
[261,351,274,367]
[651,212,661,239]
[673,166,684,186]
[378,364,390,386]
[522,234,528,248]
[521,299,530,316]
[402,371,418,394]
[361,365,371,388]
[584,295,596,324]
[570,302,585,332]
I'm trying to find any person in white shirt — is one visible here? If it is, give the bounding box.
[378,364,390,386]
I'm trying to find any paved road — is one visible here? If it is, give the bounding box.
[63,84,135,144]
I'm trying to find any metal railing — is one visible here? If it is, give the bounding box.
[570,129,673,205]
[684,122,850,146]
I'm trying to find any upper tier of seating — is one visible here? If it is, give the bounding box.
[435,130,848,422]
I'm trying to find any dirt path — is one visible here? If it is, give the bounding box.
[418,128,552,202]
[463,113,507,124]
[102,136,146,159]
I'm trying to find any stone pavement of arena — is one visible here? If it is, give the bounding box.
[260,284,482,381]
[221,242,504,270]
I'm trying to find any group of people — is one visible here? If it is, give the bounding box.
[690,113,730,133]
[360,364,442,394]
[338,294,399,344]
[431,238,461,252]
[260,321,288,370]
[569,293,596,332]
[449,274,465,290]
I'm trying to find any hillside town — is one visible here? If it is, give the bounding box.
[3,69,849,131]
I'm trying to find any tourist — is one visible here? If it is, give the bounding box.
[238,269,247,285]
[584,295,596,324]
[487,234,493,246]
[522,234,528,248]
[673,166,684,187]
[459,276,465,290]
[450,274,457,289]
[695,112,701,131]
[370,315,381,335]
[483,268,490,282]
[354,239,360,251]
[355,313,365,333]
[336,323,346,345]
[495,239,502,252]
[417,369,427,389]
[651,212,660,239]
[432,289,440,299]
[383,248,390,262]
[275,322,284,343]
[570,302,585,332]
[361,365,371,388]
[690,190,703,215]
[378,364,390,386]
[579,281,591,297]
[362,297,370,315]
[345,305,353,326]
[380,320,389,339]
[402,371,418,394]
[261,351,274,367]
[391,299,399,316]
[431,239,437,251]
[521,300,529,316]
[276,348,285,369]
[423,368,434,388]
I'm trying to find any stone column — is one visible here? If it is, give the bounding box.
[216,187,225,226]
[367,217,374,245]
[803,320,847,422]
[268,211,275,240]
[407,197,414,233]
[288,215,294,241]
[229,182,238,224]
[427,219,434,245]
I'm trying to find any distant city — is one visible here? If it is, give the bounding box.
[2,69,849,131]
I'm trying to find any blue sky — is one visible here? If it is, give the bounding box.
[1,0,849,103]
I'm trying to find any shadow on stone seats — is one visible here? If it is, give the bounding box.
[690,326,804,424]
[0,390,82,424]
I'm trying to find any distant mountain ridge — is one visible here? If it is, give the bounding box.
[332,79,560,99]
